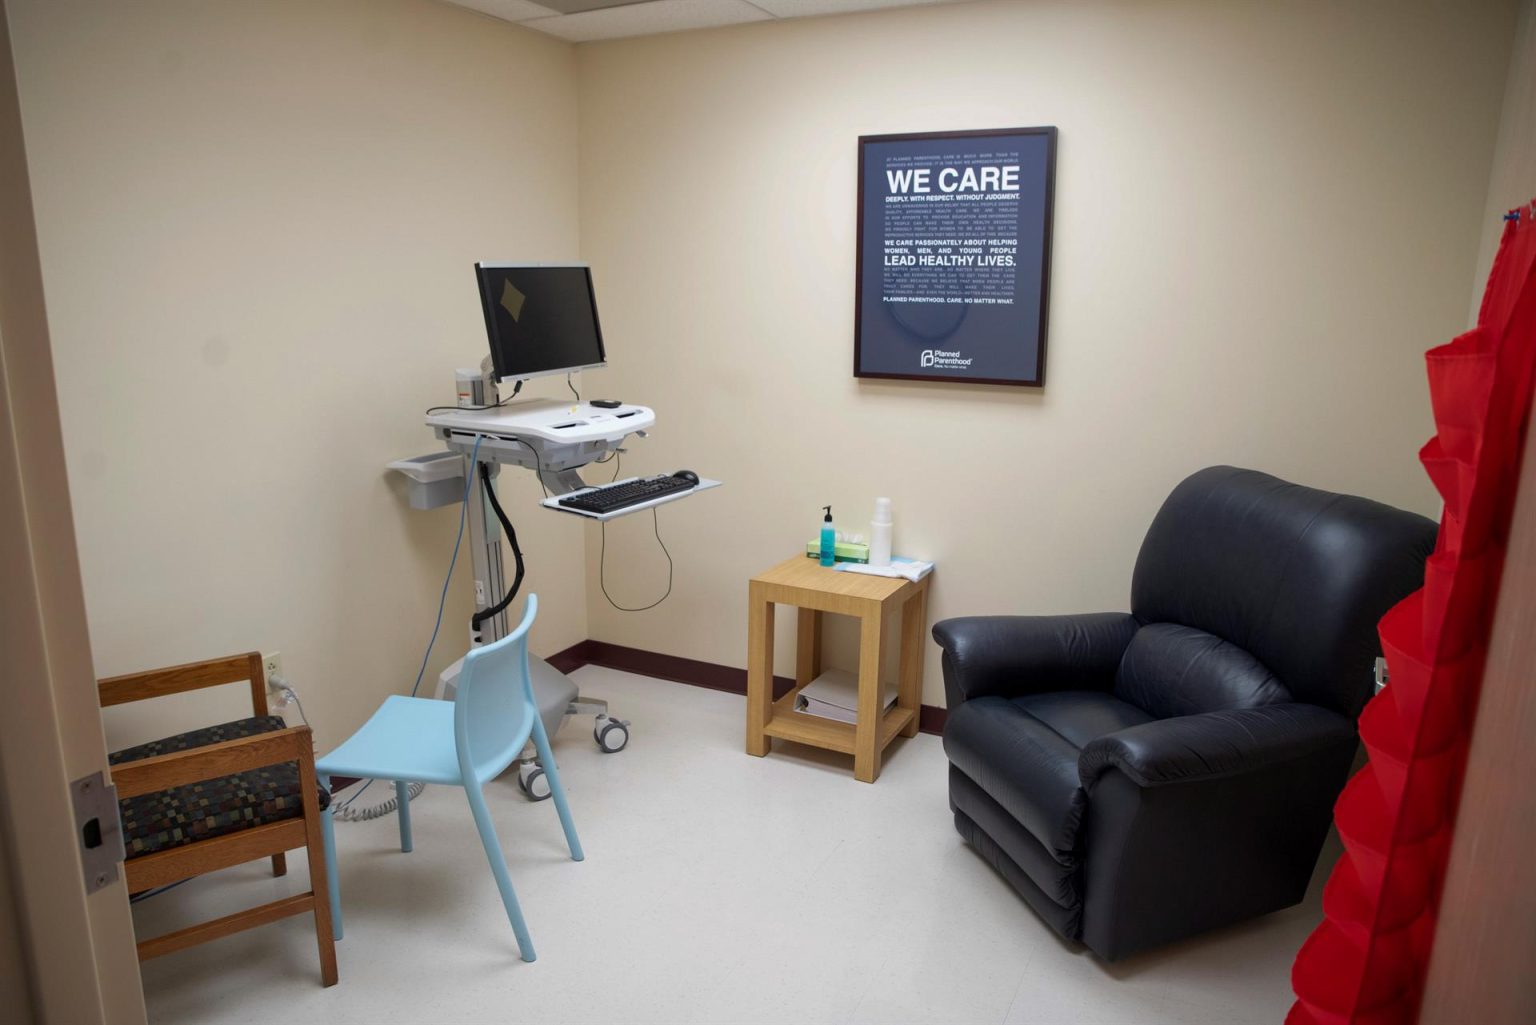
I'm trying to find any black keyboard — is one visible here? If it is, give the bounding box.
[558,474,695,514]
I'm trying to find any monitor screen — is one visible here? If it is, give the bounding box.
[475,263,607,382]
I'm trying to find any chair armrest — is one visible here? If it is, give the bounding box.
[98,651,269,717]
[111,725,314,799]
[1078,703,1356,789]
[932,612,1138,706]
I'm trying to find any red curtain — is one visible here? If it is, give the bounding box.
[1289,198,1536,1025]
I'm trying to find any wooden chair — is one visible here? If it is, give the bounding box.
[99,652,338,986]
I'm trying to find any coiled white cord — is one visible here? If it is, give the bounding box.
[270,673,427,821]
[332,780,426,822]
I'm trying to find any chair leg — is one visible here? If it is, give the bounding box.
[395,781,413,853]
[301,827,339,987]
[464,783,536,962]
[271,852,287,877]
[318,774,343,941]
[530,716,584,862]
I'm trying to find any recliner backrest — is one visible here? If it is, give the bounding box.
[1129,466,1436,718]
[1113,623,1292,719]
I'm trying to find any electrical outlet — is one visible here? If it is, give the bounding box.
[263,651,283,681]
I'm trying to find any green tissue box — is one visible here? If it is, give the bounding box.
[805,540,869,564]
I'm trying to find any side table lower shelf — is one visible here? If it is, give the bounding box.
[762,689,917,755]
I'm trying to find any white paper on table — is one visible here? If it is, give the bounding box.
[836,556,933,582]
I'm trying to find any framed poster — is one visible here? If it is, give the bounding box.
[854,127,1056,386]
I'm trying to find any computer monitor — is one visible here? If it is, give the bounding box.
[475,263,607,383]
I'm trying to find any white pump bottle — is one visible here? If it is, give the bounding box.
[869,497,893,568]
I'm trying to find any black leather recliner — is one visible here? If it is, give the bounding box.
[933,466,1436,960]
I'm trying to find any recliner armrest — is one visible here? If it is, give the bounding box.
[1078,703,1356,789]
[932,613,1139,706]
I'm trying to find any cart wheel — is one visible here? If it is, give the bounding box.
[594,717,630,754]
[517,762,551,801]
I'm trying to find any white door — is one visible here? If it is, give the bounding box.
[0,1,147,1020]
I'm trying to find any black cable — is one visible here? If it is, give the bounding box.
[592,450,622,480]
[130,879,190,904]
[600,507,672,612]
[515,434,550,499]
[471,462,526,635]
[566,373,580,402]
[425,380,521,415]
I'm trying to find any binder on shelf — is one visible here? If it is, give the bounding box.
[794,669,897,724]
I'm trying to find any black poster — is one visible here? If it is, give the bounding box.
[854,127,1056,386]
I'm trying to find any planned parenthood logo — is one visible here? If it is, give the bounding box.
[920,349,974,369]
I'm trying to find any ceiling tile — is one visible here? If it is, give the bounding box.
[748,0,955,17]
[537,0,658,13]
[520,0,771,42]
[449,0,565,22]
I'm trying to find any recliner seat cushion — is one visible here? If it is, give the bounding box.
[1113,623,1291,719]
[943,692,1153,861]
[1011,691,1155,747]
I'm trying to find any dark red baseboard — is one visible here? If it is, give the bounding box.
[547,639,948,736]
[331,642,947,793]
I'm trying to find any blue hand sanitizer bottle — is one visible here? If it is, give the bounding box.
[820,506,836,566]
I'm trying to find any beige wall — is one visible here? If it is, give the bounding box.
[9,0,586,750]
[7,0,1524,742]
[1471,0,1536,312]
[576,0,1518,704]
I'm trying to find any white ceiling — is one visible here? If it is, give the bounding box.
[446,0,961,44]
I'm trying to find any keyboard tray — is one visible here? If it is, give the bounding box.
[540,476,721,521]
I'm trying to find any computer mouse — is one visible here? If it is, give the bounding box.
[672,469,700,486]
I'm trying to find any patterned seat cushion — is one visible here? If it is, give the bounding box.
[110,715,330,860]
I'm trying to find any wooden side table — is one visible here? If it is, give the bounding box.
[745,555,930,783]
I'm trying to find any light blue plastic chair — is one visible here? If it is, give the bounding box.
[316,595,582,962]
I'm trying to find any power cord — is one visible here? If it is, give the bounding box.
[334,779,425,822]
[268,671,420,823]
[130,879,189,904]
[471,461,525,637]
[513,435,550,499]
[594,450,623,482]
[600,507,673,612]
[269,674,309,726]
[425,380,521,415]
[405,431,480,698]
[335,433,481,821]
[566,373,580,402]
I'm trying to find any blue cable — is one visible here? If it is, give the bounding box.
[409,432,481,698]
[339,434,482,812]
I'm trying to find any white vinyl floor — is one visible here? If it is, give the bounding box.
[132,666,1328,1024]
